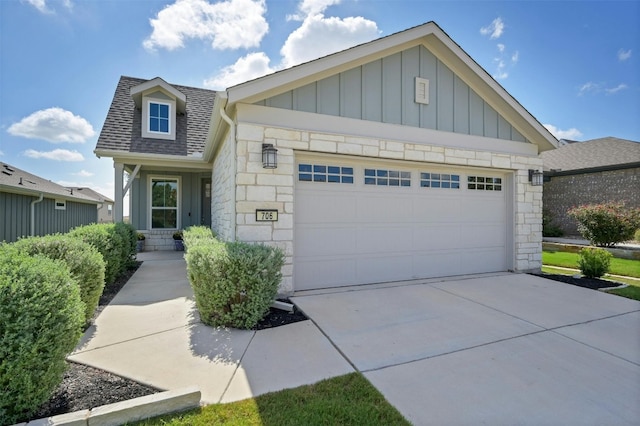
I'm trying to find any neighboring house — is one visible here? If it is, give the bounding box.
[66,187,115,223]
[95,22,557,293]
[0,162,100,243]
[541,137,640,235]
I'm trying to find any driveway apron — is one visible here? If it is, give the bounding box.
[292,273,640,425]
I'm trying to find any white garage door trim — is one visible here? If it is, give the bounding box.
[294,154,513,291]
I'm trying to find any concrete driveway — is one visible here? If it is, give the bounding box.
[292,273,640,425]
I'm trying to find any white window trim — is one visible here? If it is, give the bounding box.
[54,199,66,210]
[148,175,181,230]
[141,97,176,141]
[147,100,171,135]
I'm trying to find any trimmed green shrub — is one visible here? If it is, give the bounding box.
[578,247,612,279]
[183,225,214,251]
[114,222,137,269]
[186,236,284,329]
[635,228,640,242]
[69,222,135,285]
[13,235,106,324]
[568,202,640,247]
[0,246,84,424]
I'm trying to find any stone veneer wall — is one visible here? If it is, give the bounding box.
[211,131,236,241]
[224,122,543,294]
[140,230,178,251]
[543,167,640,236]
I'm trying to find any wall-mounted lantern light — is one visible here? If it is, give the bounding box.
[528,169,544,186]
[262,144,278,169]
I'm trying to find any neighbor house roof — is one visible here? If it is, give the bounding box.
[222,21,558,153]
[0,162,100,204]
[95,76,217,158]
[541,137,640,173]
[64,187,114,204]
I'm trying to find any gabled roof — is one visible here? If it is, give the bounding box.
[0,162,99,204]
[224,21,558,152]
[541,137,640,173]
[65,187,114,203]
[95,76,216,158]
[130,77,187,113]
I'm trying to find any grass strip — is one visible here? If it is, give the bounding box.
[542,251,640,278]
[134,373,410,426]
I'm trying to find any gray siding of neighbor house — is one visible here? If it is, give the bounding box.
[0,192,97,243]
[256,45,528,143]
[129,170,210,230]
[543,167,640,235]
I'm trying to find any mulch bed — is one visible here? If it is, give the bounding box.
[531,272,624,290]
[28,261,308,422]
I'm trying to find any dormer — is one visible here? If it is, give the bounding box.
[130,77,186,141]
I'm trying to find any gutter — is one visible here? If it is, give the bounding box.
[544,161,640,177]
[218,102,237,242]
[30,193,44,236]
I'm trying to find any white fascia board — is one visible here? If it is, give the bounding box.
[0,185,99,205]
[94,149,212,171]
[130,77,187,112]
[204,94,230,162]
[236,103,538,157]
[422,34,558,152]
[227,23,440,105]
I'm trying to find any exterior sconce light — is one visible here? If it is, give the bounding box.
[528,169,543,186]
[262,144,278,169]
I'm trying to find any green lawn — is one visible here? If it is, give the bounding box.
[542,251,640,278]
[134,373,410,426]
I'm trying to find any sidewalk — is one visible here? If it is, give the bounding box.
[68,251,353,404]
[544,237,640,250]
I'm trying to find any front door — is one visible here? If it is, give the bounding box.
[201,178,212,227]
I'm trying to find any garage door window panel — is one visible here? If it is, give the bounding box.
[468,176,502,191]
[365,169,411,186]
[421,173,460,189]
[298,163,353,183]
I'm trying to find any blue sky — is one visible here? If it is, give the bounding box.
[1,0,638,201]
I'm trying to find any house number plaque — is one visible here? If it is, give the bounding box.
[256,209,278,222]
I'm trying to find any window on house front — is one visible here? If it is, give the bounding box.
[55,199,66,210]
[149,102,170,134]
[150,178,178,229]
[107,204,112,216]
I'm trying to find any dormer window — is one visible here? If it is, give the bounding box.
[149,101,170,134]
[131,77,186,142]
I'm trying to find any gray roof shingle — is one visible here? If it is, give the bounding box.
[0,162,99,203]
[96,76,217,157]
[541,137,640,172]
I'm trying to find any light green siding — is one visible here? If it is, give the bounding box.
[130,170,210,230]
[0,191,97,243]
[257,45,529,143]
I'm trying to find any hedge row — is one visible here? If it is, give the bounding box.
[0,222,138,424]
[0,246,84,424]
[184,226,284,329]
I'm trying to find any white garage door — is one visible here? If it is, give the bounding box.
[294,156,510,291]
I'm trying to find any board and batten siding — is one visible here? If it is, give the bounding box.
[255,45,527,143]
[0,192,97,243]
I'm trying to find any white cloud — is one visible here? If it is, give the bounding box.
[24,0,72,14]
[618,48,632,61]
[579,81,628,96]
[605,83,628,94]
[511,50,519,63]
[73,169,94,177]
[8,107,95,143]
[280,13,379,68]
[204,52,276,89]
[143,0,268,51]
[497,43,505,53]
[24,149,85,162]
[480,17,504,40]
[287,0,341,21]
[0,150,4,156]
[543,124,583,140]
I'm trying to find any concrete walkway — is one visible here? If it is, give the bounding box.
[70,252,640,425]
[69,251,353,404]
